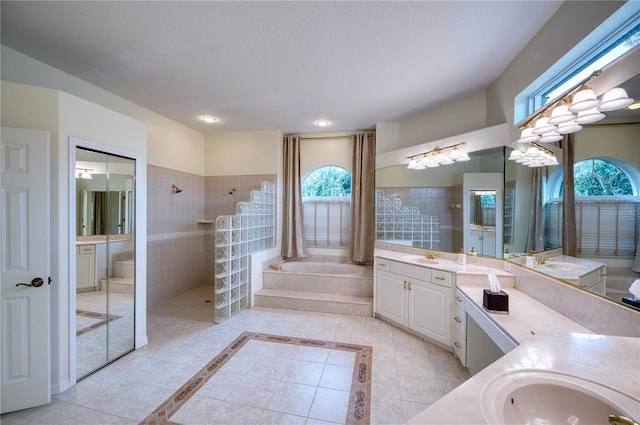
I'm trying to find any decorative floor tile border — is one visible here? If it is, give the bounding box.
[76,310,122,337]
[139,332,373,425]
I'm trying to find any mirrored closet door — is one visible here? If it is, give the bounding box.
[75,147,135,379]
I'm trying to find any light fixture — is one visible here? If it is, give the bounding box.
[516,127,540,144]
[598,87,634,111]
[314,119,330,127]
[508,143,558,168]
[532,116,556,135]
[568,86,599,112]
[547,103,574,125]
[75,168,93,179]
[201,115,218,124]
[406,142,468,170]
[515,69,634,143]
[574,107,605,124]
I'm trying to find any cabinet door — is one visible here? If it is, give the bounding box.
[76,252,95,289]
[409,279,451,345]
[376,271,408,325]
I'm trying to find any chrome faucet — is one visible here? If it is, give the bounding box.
[425,252,437,260]
[269,260,286,271]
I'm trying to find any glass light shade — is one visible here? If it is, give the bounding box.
[538,131,563,143]
[575,107,605,124]
[525,146,540,157]
[569,87,599,112]
[455,152,470,162]
[81,172,92,179]
[516,158,530,164]
[449,147,462,159]
[548,104,575,125]
[425,161,440,168]
[598,87,634,111]
[517,127,539,143]
[508,150,523,160]
[556,120,582,134]
[407,159,418,169]
[434,152,445,163]
[439,157,455,165]
[532,117,556,135]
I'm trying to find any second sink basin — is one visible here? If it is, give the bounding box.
[481,370,639,425]
[542,261,585,271]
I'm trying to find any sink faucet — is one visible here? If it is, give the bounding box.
[269,260,286,271]
[425,252,437,260]
[537,257,546,265]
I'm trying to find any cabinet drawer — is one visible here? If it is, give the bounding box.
[375,258,390,271]
[452,329,466,365]
[453,302,466,335]
[431,270,452,287]
[77,244,95,254]
[389,261,432,282]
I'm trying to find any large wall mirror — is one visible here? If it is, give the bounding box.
[75,147,136,379]
[374,59,639,311]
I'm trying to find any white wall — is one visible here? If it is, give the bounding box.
[1,45,204,174]
[1,81,147,394]
[300,135,353,176]
[204,130,281,176]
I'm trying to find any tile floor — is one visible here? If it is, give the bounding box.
[1,286,471,425]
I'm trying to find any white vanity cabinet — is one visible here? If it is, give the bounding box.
[375,257,452,346]
[576,265,607,296]
[452,289,467,365]
[76,244,97,291]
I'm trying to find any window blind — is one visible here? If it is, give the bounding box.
[303,197,350,247]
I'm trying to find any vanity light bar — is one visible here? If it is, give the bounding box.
[406,142,469,170]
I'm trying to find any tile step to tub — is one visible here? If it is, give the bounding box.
[99,277,134,294]
[254,289,372,316]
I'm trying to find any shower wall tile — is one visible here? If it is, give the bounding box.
[147,165,207,309]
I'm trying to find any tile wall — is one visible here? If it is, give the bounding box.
[377,187,454,252]
[147,166,277,309]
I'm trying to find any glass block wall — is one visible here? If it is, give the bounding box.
[214,181,275,323]
[375,189,440,249]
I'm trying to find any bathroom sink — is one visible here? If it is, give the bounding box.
[401,255,438,265]
[542,261,584,271]
[481,370,639,425]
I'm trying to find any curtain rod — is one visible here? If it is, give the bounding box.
[291,131,375,141]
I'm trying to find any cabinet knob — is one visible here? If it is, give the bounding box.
[454,341,461,349]
[454,316,461,323]
[408,281,412,290]
[455,296,462,302]
[435,276,445,281]
[404,280,408,290]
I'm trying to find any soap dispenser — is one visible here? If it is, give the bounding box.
[468,247,477,256]
[457,248,466,265]
[526,251,535,267]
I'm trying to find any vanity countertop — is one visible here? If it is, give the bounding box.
[406,284,640,424]
[374,248,514,279]
[531,254,606,281]
[76,234,133,245]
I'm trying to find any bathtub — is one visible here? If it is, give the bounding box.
[262,257,373,297]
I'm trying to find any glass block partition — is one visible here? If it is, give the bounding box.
[375,189,440,249]
[214,181,275,323]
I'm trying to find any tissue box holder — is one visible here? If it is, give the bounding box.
[483,289,509,313]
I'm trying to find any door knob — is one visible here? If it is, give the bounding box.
[16,277,44,288]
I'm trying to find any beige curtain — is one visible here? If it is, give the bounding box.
[525,168,545,252]
[282,135,308,259]
[349,132,376,263]
[562,134,577,257]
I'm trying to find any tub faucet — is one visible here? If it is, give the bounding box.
[269,260,286,271]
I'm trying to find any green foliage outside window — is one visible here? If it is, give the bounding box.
[559,159,633,196]
[302,166,351,197]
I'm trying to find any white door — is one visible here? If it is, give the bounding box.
[1,127,51,413]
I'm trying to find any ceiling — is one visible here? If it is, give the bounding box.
[1,1,564,135]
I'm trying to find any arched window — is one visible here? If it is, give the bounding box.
[302,166,352,247]
[545,158,640,256]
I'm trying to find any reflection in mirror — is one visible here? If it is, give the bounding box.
[375,148,504,257]
[506,71,640,309]
[75,147,135,380]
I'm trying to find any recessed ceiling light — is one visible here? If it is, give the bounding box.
[314,119,330,127]
[201,115,218,123]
